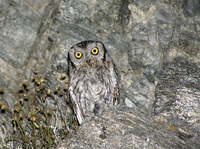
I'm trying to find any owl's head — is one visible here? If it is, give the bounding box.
[68,41,109,69]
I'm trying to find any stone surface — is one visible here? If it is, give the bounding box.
[0,0,63,147]
[57,106,200,149]
[0,0,61,106]
[0,0,200,148]
[154,57,200,134]
[0,0,57,68]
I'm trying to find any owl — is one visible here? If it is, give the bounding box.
[68,40,120,125]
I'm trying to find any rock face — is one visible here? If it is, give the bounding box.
[0,0,60,109]
[154,57,200,143]
[0,0,200,148]
[57,106,200,149]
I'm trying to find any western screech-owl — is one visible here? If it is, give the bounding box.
[68,40,120,124]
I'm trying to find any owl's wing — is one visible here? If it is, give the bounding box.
[105,52,120,105]
[69,88,84,124]
[113,66,120,105]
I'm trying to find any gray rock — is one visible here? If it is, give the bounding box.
[0,0,62,146]
[124,67,156,115]
[154,57,200,136]
[0,0,58,68]
[56,106,200,149]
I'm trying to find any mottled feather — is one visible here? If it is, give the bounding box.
[68,41,120,124]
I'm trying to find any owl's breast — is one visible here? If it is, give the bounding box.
[69,66,115,114]
[82,74,107,101]
[78,68,110,96]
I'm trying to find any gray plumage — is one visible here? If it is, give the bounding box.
[68,40,120,124]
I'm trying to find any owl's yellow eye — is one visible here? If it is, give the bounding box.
[91,48,99,55]
[75,52,82,59]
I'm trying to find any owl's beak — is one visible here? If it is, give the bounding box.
[86,59,91,66]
